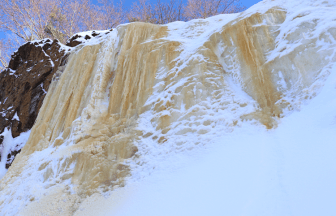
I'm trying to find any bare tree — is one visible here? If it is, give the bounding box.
[0,0,61,42]
[184,0,245,20]
[43,0,106,43]
[0,0,247,70]
[0,0,79,68]
[0,0,124,41]
[0,39,9,71]
[99,0,125,29]
[128,0,243,24]
[51,0,91,42]
[44,3,68,43]
[128,0,156,23]
[128,0,186,24]
[154,0,185,24]
[0,0,125,68]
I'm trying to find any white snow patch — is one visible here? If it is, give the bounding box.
[0,129,31,179]
[12,112,20,121]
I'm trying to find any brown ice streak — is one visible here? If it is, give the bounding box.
[204,8,287,128]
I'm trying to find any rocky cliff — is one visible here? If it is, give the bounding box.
[0,30,112,170]
[0,0,335,215]
[0,39,70,169]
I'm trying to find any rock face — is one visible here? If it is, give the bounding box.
[0,30,114,171]
[0,0,336,215]
[0,39,71,168]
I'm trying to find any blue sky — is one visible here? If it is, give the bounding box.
[236,0,262,8]
[114,0,262,8]
[0,0,262,40]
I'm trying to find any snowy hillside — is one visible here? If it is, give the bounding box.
[0,0,336,215]
[72,64,336,216]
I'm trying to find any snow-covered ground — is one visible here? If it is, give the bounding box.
[73,61,336,216]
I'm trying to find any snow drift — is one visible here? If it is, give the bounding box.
[0,0,336,215]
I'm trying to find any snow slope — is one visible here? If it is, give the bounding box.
[73,64,336,216]
[0,0,336,215]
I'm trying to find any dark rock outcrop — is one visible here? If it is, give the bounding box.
[65,29,113,47]
[0,39,72,168]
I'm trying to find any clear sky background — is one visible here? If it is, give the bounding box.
[113,0,262,9]
[0,0,262,40]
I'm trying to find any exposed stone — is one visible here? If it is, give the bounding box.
[0,39,71,168]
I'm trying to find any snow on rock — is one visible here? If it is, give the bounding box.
[66,29,114,47]
[12,112,19,121]
[0,128,31,178]
[0,38,76,173]
[0,0,336,215]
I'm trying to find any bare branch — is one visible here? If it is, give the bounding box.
[0,0,246,67]
[184,0,245,20]
[0,39,10,71]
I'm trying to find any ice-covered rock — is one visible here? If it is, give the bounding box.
[0,0,335,215]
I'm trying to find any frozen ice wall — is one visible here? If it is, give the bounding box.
[0,0,335,215]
